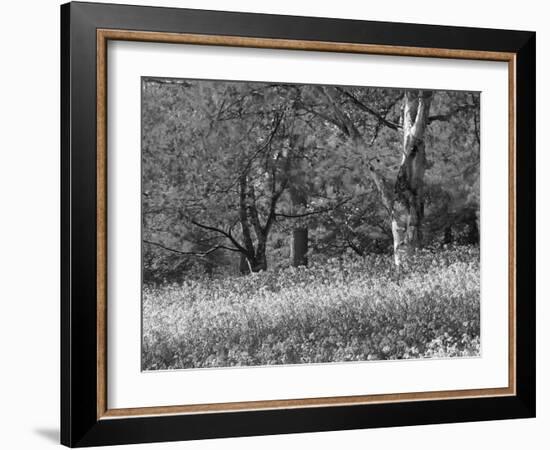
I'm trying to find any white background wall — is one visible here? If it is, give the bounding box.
[0,0,546,448]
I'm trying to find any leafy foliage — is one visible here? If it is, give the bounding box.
[142,78,480,279]
[141,79,481,369]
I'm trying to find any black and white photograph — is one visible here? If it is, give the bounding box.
[141,77,481,371]
[0,0,542,447]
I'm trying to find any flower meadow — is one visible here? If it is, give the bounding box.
[142,246,480,370]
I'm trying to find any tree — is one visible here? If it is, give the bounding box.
[141,77,480,281]
[287,141,309,267]
[391,90,433,268]
[308,86,478,269]
[143,80,307,274]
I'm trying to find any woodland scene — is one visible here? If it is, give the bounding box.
[141,77,481,370]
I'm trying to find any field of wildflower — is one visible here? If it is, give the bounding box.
[142,246,480,370]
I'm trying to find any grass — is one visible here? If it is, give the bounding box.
[142,246,480,370]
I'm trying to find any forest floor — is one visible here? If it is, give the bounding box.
[142,246,480,370]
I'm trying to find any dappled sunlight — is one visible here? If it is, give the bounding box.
[142,246,479,370]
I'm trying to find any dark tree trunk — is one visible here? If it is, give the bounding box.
[443,225,453,245]
[467,213,479,245]
[291,228,308,267]
[289,201,309,267]
[239,254,250,274]
[239,252,267,273]
[253,239,268,272]
[289,142,308,267]
[251,251,267,272]
[237,174,269,273]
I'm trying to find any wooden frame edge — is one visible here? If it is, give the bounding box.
[95,28,517,421]
[97,29,108,419]
[508,55,517,396]
[100,387,515,419]
[97,28,515,61]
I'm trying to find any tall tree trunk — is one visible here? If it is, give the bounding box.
[239,254,250,274]
[238,175,268,273]
[391,90,433,269]
[239,251,267,273]
[467,211,479,245]
[251,248,268,272]
[291,228,308,267]
[443,225,453,245]
[289,181,309,267]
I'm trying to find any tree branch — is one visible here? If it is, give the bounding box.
[143,239,241,257]
[297,101,350,132]
[263,163,290,235]
[320,87,362,138]
[220,111,284,193]
[410,90,433,140]
[275,197,352,219]
[427,103,477,124]
[345,236,365,256]
[190,219,247,254]
[320,87,394,214]
[368,166,393,214]
[336,87,401,131]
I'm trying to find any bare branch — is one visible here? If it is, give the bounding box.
[221,111,284,193]
[297,101,348,131]
[263,160,290,235]
[345,236,365,257]
[320,87,362,138]
[409,90,433,140]
[369,165,393,214]
[143,239,241,257]
[275,197,352,219]
[427,103,476,124]
[369,93,404,144]
[190,219,247,254]
[336,88,401,131]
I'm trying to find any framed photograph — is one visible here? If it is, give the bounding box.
[61,1,535,447]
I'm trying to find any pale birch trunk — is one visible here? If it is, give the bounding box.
[320,87,434,270]
[391,91,433,269]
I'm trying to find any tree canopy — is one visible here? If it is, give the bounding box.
[142,77,480,282]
